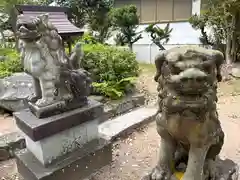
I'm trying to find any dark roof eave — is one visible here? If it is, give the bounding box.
[13,5,84,37]
[15,4,69,13]
[59,31,84,37]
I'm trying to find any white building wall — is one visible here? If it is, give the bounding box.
[132,0,202,63]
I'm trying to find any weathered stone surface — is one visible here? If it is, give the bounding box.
[215,158,239,180]
[0,94,146,161]
[99,107,157,141]
[0,148,10,161]
[147,46,228,180]
[0,131,25,151]
[14,99,103,142]
[0,72,34,112]
[28,96,88,119]
[89,95,105,102]
[17,13,91,117]
[102,94,145,123]
[0,132,25,161]
[142,158,239,180]
[15,139,112,180]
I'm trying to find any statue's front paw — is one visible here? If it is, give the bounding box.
[150,166,172,180]
[205,160,218,180]
[63,93,72,101]
[35,98,53,107]
[27,94,38,103]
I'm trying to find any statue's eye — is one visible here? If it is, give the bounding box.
[16,24,21,29]
[181,77,188,82]
[196,77,205,82]
[171,66,181,74]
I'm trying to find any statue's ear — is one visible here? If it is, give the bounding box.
[154,51,167,82]
[42,13,49,20]
[37,13,49,23]
[213,51,224,82]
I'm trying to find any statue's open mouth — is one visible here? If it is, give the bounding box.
[16,24,41,40]
[168,68,210,95]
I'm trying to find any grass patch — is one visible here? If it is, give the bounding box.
[139,63,155,74]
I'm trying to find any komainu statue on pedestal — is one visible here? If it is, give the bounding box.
[143,46,238,180]
[16,14,91,118]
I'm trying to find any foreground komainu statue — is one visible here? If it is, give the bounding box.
[144,46,234,180]
[16,14,91,117]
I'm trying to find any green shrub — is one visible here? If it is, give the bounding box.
[82,43,139,99]
[81,33,98,44]
[0,48,23,78]
[92,77,137,99]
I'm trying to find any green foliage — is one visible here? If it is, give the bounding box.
[109,5,142,50]
[145,23,172,50]
[57,0,113,43]
[57,0,85,27]
[82,43,139,99]
[87,0,113,43]
[92,77,137,99]
[0,48,23,78]
[0,0,46,31]
[189,0,240,62]
[114,33,126,46]
[81,33,99,44]
[189,9,224,47]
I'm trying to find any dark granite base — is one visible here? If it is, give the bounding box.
[14,99,103,142]
[15,138,112,180]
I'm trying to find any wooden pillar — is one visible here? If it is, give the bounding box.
[67,37,72,54]
[68,41,72,54]
[62,39,65,47]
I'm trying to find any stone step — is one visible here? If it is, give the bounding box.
[98,106,157,141]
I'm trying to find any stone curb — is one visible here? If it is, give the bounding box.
[0,131,25,161]
[99,107,157,141]
[101,94,146,123]
[109,112,157,141]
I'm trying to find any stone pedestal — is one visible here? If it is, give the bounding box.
[142,158,239,180]
[13,99,112,180]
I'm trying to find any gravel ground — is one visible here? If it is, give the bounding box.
[2,64,240,180]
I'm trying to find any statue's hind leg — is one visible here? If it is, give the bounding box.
[35,72,57,107]
[28,77,42,102]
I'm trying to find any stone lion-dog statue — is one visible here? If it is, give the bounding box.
[144,46,227,180]
[16,13,91,117]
